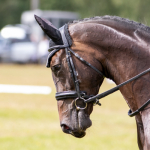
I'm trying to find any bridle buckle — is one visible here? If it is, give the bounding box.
[94,99,101,106]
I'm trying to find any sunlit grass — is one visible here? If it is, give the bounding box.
[0,64,138,150]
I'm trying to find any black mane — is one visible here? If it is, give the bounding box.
[69,15,150,33]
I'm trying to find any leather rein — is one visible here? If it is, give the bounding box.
[47,25,150,117]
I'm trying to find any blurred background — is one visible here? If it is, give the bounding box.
[0,0,149,149]
[0,0,150,64]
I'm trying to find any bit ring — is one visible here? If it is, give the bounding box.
[75,97,87,110]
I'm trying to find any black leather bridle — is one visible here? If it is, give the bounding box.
[47,25,150,116]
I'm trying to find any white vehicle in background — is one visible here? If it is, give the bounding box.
[21,10,79,64]
[11,42,37,63]
[0,33,11,62]
[0,35,5,56]
[21,9,79,42]
[0,10,79,64]
[0,24,37,63]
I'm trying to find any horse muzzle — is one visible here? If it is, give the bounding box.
[61,123,86,138]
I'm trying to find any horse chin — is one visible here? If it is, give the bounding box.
[61,124,86,138]
[70,130,86,138]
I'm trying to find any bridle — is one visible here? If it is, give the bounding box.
[47,25,150,117]
[47,25,103,110]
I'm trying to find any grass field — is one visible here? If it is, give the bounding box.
[0,64,139,150]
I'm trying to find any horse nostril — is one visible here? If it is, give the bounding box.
[61,124,71,134]
[63,124,70,130]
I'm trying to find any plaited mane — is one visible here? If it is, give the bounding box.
[69,15,150,33]
[50,15,150,48]
[47,15,150,67]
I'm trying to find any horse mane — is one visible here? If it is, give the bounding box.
[69,15,150,34]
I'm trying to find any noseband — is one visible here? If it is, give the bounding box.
[47,24,150,116]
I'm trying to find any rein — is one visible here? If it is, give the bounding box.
[47,25,150,117]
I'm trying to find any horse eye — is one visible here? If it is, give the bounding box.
[51,64,61,72]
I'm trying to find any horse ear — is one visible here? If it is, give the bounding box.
[34,15,63,45]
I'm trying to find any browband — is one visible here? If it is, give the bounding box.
[48,44,69,52]
[46,44,69,68]
[46,49,60,67]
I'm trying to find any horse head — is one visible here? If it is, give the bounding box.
[35,14,150,149]
[35,15,104,138]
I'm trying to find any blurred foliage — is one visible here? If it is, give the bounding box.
[40,0,78,12]
[0,0,30,29]
[0,0,150,29]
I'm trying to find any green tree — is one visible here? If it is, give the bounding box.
[40,0,78,11]
[1,0,150,30]
[0,0,30,29]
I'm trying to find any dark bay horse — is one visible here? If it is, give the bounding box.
[35,15,150,150]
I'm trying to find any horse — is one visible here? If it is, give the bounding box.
[35,15,150,150]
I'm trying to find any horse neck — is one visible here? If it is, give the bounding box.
[86,24,150,85]
[70,22,150,84]
[84,24,150,115]
[70,22,150,113]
